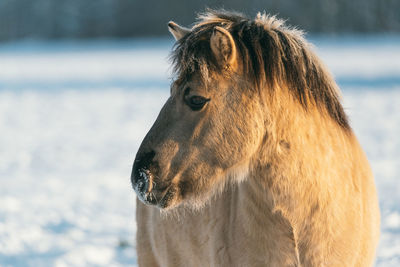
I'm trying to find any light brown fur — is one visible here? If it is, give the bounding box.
[132,10,380,266]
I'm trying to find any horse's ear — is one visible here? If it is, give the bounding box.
[210,26,237,70]
[168,21,190,41]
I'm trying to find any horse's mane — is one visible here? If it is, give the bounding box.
[171,9,350,130]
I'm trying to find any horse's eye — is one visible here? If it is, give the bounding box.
[185,95,210,111]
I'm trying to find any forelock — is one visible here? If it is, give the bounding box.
[169,9,350,130]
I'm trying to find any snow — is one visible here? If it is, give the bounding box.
[0,36,399,266]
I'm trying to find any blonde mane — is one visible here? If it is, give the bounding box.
[171,9,350,129]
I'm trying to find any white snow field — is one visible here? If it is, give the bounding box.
[0,36,399,266]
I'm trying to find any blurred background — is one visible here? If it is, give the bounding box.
[0,1,399,266]
[0,0,400,40]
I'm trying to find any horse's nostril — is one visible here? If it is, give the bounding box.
[136,168,150,193]
[135,151,155,169]
[131,150,156,194]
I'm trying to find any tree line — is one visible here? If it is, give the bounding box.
[0,0,399,41]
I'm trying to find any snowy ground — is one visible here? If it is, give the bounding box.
[0,36,399,266]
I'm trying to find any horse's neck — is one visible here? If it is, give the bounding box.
[228,169,301,265]
[249,100,355,228]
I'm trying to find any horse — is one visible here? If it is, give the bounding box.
[131,9,380,266]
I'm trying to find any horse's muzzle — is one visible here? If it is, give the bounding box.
[131,150,158,205]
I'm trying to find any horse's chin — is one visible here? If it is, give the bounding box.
[137,174,229,211]
[136,183,181,210]
[157,172,241,211]
[156,185,181,209]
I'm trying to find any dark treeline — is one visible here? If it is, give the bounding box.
[1,0,399,41]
